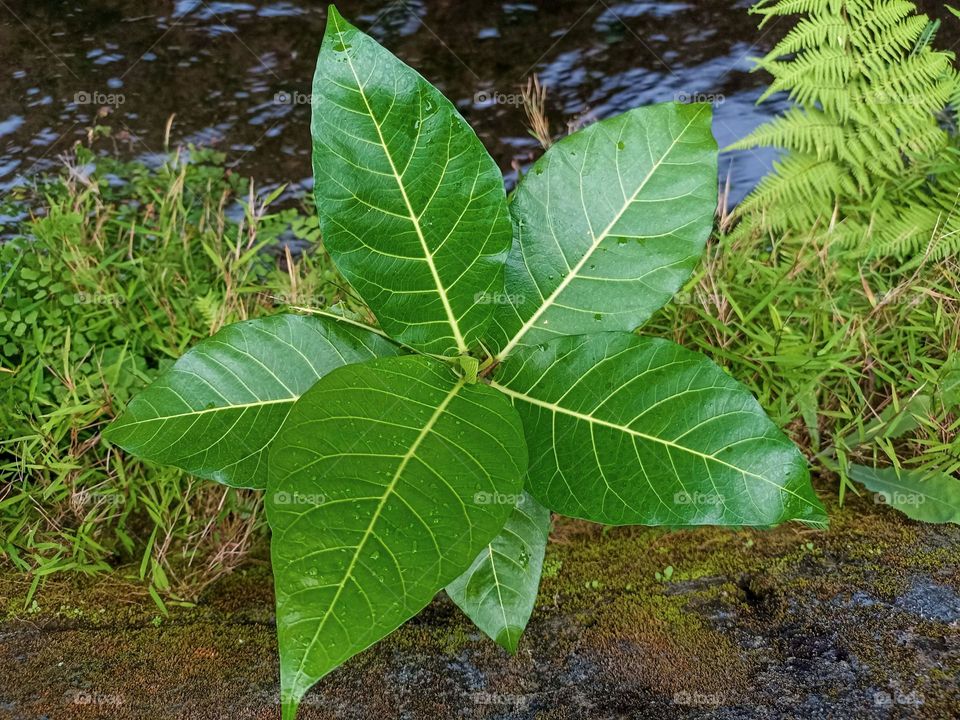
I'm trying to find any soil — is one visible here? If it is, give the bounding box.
[1,487,958,720]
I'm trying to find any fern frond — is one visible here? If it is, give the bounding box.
[738,154,853,231]
[768,17,846,56]
[758,48,855,104]
[752,0,842,23]
[734,0,960,263]
[852,15,927,60]
[730,108,845,157]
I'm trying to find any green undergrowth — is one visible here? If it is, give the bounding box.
[646,230,960,503]
[0,145,358,605]
[1,141,957,601]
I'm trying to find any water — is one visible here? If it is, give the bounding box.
[0,0,955,204]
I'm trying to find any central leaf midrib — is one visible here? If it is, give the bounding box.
[116,396,296,427]
[487,544,510,638]
[292,373,468,688]
[332,13,467,354]
[496,106,707,360]
[490,380,817,508]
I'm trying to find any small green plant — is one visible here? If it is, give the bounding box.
[655,565,674,582]
[105,7,826,717]
[732,0,960,262]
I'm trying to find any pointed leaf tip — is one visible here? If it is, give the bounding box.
[311,10,511,355]
[446,491,550,654]
[495,626,523,654]
[324,5,350,35]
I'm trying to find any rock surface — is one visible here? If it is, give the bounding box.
[1,491,958,719]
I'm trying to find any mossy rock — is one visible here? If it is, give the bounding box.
[1,490,958,719]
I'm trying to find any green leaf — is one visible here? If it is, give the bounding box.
[104,314,399,489]
[312,7,512,356]
[489,102,718,358]
[853,393,932,444]
[492,332,827,527]
[267,355,527,716]
[446,490,550,653]
[939,359,960,409]
[849,465,960,525]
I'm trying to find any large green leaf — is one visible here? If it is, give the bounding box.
[489,102,718,358]
[849,465,960,525]
[104,314,399,489]
[311,7,512,356]
[446,490,550,653]
[267,355,527,717]
[492,333,827,527]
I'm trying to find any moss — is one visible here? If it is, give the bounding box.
[1,493,958,719]
[540,558,563,579]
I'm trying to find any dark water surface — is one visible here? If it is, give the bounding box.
[1,0,956,204]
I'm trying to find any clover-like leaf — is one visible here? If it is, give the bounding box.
[489,102,718,358]
[105,314,399,489]
[446,490,550,653]
[492,332,827,527]
[312,7,512,356]
[267,355,527,717]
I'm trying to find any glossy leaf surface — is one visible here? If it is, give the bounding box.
[267,355,527,716]
[490,102,718,358]
[492,333,827,527]
[446,490,550,653]
[105,314,399,489]
[312,8,512,356]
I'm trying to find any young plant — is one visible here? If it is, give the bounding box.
[106,6,827,717]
